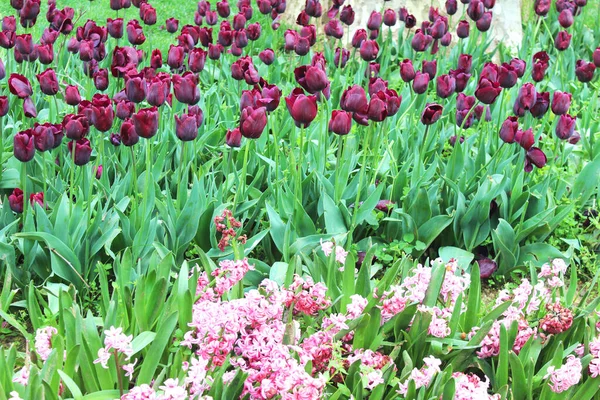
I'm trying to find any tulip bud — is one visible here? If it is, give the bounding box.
[132,107,158,139]
[530,91,549,118]
[95,165,103,179]
[126,19,145,45]
[400,59,416,82]
[367,93,387,122]
[0,96,8,117]
[341,85,368,115]
[515,128,534,150]
[334,48,350,68]
[556,114,576,140]
[226,128,242,147]
[324,19,343,39]
[558,9,573,28]
[62,114,90,140]
[499,116,518,143]
[285,89,318,128]
[359,40,378,61]
[456,20,469,38]
[551,91,571,115]
[107,18,123,39]
[9,73,33,98]
[13,129,35,162]
[467,0,484,20]
[568,131,581,145]
[476,11,492,31]
[413,71,430,94]
[259,48,275,65]
[575,60,596,83]
[411,30,433,52]
[172,72,200,105]
[517,83,537,110]
[525,147,547,172]
[421,103,443,125]
[383,9,397,26]
[446,0,458,15]
[68,138,92,166]
[64,85,81,106]
[175,113,199,141]
[340,5,355,25]
[475,77,501,104]
[120,119,139,146]
[351,29,367,48]
[436,74,456,98]
[367,11,382,31]
[422,60,437,80]
[9,188,24,213]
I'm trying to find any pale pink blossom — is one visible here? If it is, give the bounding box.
[8,392,23,400]
[346,294,368,320]
[364,370,384,390]
[453,372,500,399]
[589,358,600,378]
[93,347,112,368]
[545,355,582,393]
[34,326,58,362]
[123,359,138,378]
[121,384,157,400]
[12,366,30,386]
[158,378,187,400]
[335,246,348,265]
[320,239,334,257]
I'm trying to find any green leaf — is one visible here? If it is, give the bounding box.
[131,331,157,355]
[417,214,454,252]
[58,370,83,400]
[323,192,347,235]
[137,312,179,384]
[439,246,474,271]
[572,155,600,206]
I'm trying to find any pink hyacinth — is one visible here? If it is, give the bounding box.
[34,326,58,361]
[212,258,255,296]
[120,384,156,400]
[397,356,441,395]
[453,372,501,399]
[545,355,582,393]
[12,366,30,386]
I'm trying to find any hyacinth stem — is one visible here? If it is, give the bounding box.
[21,161,27,218]
[114,350,124,398]
[349,127,371,246]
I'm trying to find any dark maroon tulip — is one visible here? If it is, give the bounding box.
[510,58,526,77]
[187,48,206,73]
[36,69,59,96]
[517,83,537,110]
[259,48,275,65]
[240,88,260,111]
[413,71,430,94]
[480,62,499,82]
[456,20,470,38]
[215,1,230,18]
[575,60,596,82]
[421,103,443,125]
[93,69,109,91]
[351,29,367,48]
[366,63,380,79]
[359,40,379,61]
[530,91,549,118]
[28,192,44,209]
[515,128,534,150]
[208,43,222,60]
[63,114,89,140]
[247,23,261,41]
[428,6,440,22]
[568,131,581,145]
[383,9,397,26]
[126,20,145,45]
[110,0,123,10]
[367,93,387,122]
[513,99,526,117]
[400,59,416,82]
[175,113,199,142]
[165,17,179,34]
[484,0,496,7]
[532,51,549,82]
[422,60,437,80]
[226,128,242,147]
[558,9,573,28]
[167,45,184,70]
[430,17,447,39]
[551,91,571,115]
[120,119,139,146]
[285,89,318,128]
[436,74,456,98]
[525,147,546,172]
[294,36,310,56]
[2,16,17,32]
[233,30,248,48]
[412,29,433,52]
[240,106,267,138]
[324,19,343,39]
[23,97,36,118]
[95,164,103,180]
[32,122,57,152]
[9,74,32,98]
[457,93,476,111]
[284,29,297,51]
[444,0,457,14]
[0,96,8,117]
[329,110,352,135]
[300,25,317,46]
[341,85,368,114]
[36,43,53,64]
[334,47,350,68]
[295,65,329,93]
[305,0,322,18]
[369,29,380,40]
[475,77,501,104]
[149,49,162,69]
[382,88,401,116]
[534,0,550,15]
[115,99,135,120]
[257,83,282,112]
[368,77,387,97]
[205,11,218,25]
[40,29,58,46]
[233,13,246,31]
[405,14,417,29]
[467,0,484,20]
[68,138,92,166]
[478,258,497,279]
[218,28,233,47]
[90,94,115,132]
[367,11,382,30]
[15,33,33,54]
[172,73,200,105]
[124,72,146,103]
[106,18,123,39]
[9,188,24,213]
[556,114,576,139]
[132,106,158,139]
[476,11,492,31]
[0,31,16,50]
[14,130,35,162]
[296,11,310,26]
[554,31,572,51]
[592,48,600,68]
[449,135,465,147]
[499,116,518,143]
[498,63,517,88]
[456,109,474,128]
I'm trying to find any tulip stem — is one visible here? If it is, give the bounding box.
[21,162,27,218]
[349,127,371,245]
[179,141,187,206]
[233,139,251,214]
[41,152,47,209]
[334,135,345,202]
[296,125,305,205]
[144,139,152,219]
[70,140,76,208]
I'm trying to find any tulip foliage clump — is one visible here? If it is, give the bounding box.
[0,0,599,398]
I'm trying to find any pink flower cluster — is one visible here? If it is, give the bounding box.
[34,326,58,361]
[453,372,501,400]
[545,355,582,393]
[93,326,134,369]
[587,337,600,378]
[320,239,348,268]
[538,258,568,288]
[285,274,331,316]
[397,356,441,395]
[214,209,246,251]
[212,258,255,296]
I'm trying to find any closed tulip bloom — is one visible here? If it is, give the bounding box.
[205,11,218,25]
[285,89,318,128]
[132,106,158,138]
[515,128,534,150]
[120,119,139,146]
[456,20,469,38]
[368,77,387,97]
[534,0,550,15]
[15,33,33,54]
[324,19,343,39]
[430,17,447,39]
[9,188,24,213]
[475,77,501,104]
[240,89,260,111]
[446,0,458,15]
[294,36,310,56]
[68,138,92,166]
[340,5,355,25]
[93,68,109,91]
[383,89,401,116]
[167,45,184,70]
[125,71,146,103]
[0,96,8,117]
[510,58,526,77]
[247,23,261,41]
[23,97,37,118]
[90,94,115,132]
[147,77,169,107]
[32,122,56,152]
[551,91,571,115]
[467,0,484,20]
[164,17,179,33]
[477,257,497,279]
[0,58,4,81]
[62,114,90,140]
[257,83,281,112]
[107,18,123,39]
[126,20,145,45]
[575,60,596,82]
[421,103,443,125]
[568,131,580,145]
[517,83,537,109]
[172,73,200,105]
[558,9,573,28]
[226,128,242,147]
[498,63,517,88]
[513,99,526,117]
[367,11,382,30]
[175,113,199,141]
[383,9,397,26]
[367,93,387,122]
[405,14,417,29]
[530,91,549,118]
[476,11,492,31]
[359,40,379,61]
[532,51,549,82]
[456,108,475,128]
[329,110,352,135]
[499,116,518,143]
[556,114,576,139]
[188,48,206,73]
[400,59,416,82]
[440,32,452,46]
[9,74,33,98]
[413,71,430,94]
[140,3,157,25]
[234,30,248,48]
[14,130,35,162]
[240,106,267,138]
[456,93,476,111]
[351,29,367,48]
[422,60,437,80]
[295,65,328,93]
[63,85,80,106]
[305,0,322,17]
[115,99,135,120]
[525,147,547,172]
[340,85,368,114]
[411,30,433,52]
[2,16,17,32]
[553,31,571,51]
[480,62,499,82]
[259,49,275,65]
[334,47,350,68]
[436,74,456,98]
